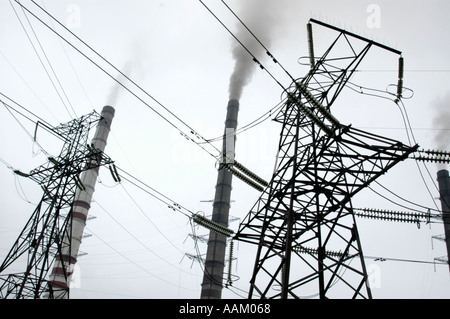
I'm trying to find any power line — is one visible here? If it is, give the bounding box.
[5,1,449,298]
[373,180,440,213]
[0,92,204,274]
[355,69,450,73]
[116,167,194,219]
[0,50,60,123]
[355,127,450,132]
[219,0,295,82]
[24,0,289,166]
[0,87,219,279]
[9,0,77,119]
[92,196,201,279]
[17,2,78,118]
[0,91,71,145]
[83,223,199,293]
[118,167,236,237]
[0,97,51,157]
[119,182,186,255]
[202,97,285,144]
[365,255,448,266]
[39,0,94,110]
[0,103,203,294]
[345,77,442,214]
[18,0,222,161]
[15,0,446,222]
[0,92,53,128]
[368,184,434,217]
[189,219,247,298]
[395,98,442,212]
[197,0,288,91]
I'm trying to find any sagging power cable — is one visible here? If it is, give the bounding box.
[17,0,222,161]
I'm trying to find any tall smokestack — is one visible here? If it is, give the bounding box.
[48,105,115,298]
[437,169,450,274]
[201,99,239,299]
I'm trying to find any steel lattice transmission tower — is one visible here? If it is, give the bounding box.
[0,107,115,299]
[234,19,418,299]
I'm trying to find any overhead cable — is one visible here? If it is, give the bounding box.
[0,97,51,157]
[17,0,222,161]
[365,255,448,266]
[197,0,288,91]
[219,0,296,82]
[83,223,199,292]
[9,0,77,119]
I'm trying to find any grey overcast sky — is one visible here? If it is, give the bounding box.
[1,0,450,299]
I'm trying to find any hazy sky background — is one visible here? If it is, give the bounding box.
[1,0,450,299]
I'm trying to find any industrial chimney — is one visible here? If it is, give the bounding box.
[437,169,450,273]
[201,99,239,299]
[47,105,115,298]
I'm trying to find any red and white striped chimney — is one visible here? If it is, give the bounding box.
[48,105,115,298]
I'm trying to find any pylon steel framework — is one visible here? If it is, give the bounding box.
[0,110,114,299]
[234,19,418,299]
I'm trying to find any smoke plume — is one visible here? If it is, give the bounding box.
[432,91,450,151]
[228,0,294,100]
[431,91,450,170]
[106,41,147,106]
[107,61,133,106]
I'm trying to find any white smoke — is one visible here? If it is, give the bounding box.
[228,0,295,100]
[106,41,147,106]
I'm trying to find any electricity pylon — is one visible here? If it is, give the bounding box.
[234,19,418,299]
[0,108,114,299]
